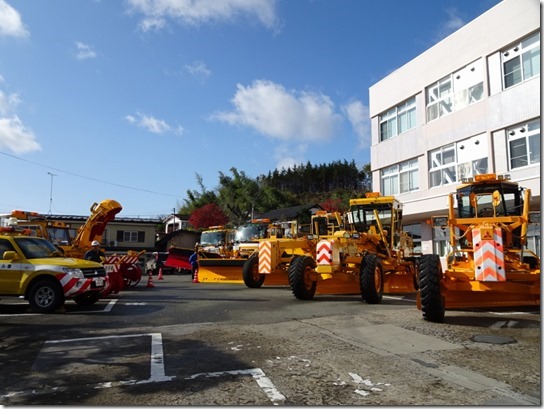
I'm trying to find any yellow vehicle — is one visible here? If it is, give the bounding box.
[241,211,344,288]
[7,199,144,295]
[0,222,107,313]
[287,194,419,302]
[417,174,540,322]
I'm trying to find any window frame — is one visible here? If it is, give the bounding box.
[381,158,419,195]
[507,118,541,170]
[501,31,540,89]
[379,97,416,142]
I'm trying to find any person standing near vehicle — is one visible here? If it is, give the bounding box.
[85,240,105,263]
[189,245,199,280]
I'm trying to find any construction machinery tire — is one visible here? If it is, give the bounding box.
[242,254,265,288]
[288,255,316,300]
[418,254,445,323]
[28,278,65,313]
[360,253,384,304]
[73,291,102,306]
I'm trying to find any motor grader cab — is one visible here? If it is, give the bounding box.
[288,193,418,303]
[417,174,540,323]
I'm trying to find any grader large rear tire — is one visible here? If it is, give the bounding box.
[360,254,384,304]
[418,254,445,323]
[288,255,316,300]
[242,255,265,288]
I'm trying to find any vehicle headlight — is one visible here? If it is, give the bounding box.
[63,268,84,278]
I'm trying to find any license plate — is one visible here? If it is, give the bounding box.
[94,277,105,287]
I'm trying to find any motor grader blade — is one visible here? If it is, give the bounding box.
[441,278,541,309]
[314,272,416,295]
[383,272,416,294]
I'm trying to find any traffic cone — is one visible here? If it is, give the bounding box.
[147,272,155,288]
[157,267,163,280]
[192,268,199,283]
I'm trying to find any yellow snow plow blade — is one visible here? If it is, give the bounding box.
[197,258,246,284]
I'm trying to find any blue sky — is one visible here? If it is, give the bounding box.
[0,0,501,218]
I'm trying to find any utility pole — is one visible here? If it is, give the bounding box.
[47,172,57,215]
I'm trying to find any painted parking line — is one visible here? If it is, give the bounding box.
[1,332,286,405]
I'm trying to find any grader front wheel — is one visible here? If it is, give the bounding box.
[288,255,316,300]
[242,255,265,288]
[360,254,384,304]
[418,254,445,323]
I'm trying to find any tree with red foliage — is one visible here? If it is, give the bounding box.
[189,203,228,229]
[320,198,345,213]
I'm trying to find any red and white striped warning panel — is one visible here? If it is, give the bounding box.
[105,255,140,265]
[317,240,333,265]
[258,241,272,274]
[473,226,505,282]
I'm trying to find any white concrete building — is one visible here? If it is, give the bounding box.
[369,0,540,258]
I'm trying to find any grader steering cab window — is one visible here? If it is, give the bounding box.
[457,184,523,218]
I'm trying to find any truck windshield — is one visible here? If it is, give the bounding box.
[235,224,267,243]
[14,237,63,259]
[200,231,226,246]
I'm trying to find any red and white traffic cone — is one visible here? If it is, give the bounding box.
[192,268,199,283]
[157,267,163,280]
[147,271,155,288]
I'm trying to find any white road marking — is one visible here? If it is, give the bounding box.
[186,368,286,405]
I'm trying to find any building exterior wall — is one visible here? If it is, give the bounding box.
[368,0,540,258]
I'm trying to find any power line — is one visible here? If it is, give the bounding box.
[0,151,181,199]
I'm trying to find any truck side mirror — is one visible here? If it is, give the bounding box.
[3,251,19,261]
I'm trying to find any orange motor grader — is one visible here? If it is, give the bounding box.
[417,174,540,322]
[287,193,419,302]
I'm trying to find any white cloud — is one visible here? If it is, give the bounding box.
[0,0,29,38]
[126,0,279,32]
[274,143,307,171]
[435,7,465,41]
[211,79,341,143]
[0,81,39,153]
[125,112,184,135]
[0,90,21,115]
[74,42,97,60]
[0,116,40,153]
[184,60,211,81]
[342,100,370,149]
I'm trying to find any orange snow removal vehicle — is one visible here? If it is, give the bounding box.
[417,173,540,322]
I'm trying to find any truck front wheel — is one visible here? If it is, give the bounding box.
[28,279,65,313]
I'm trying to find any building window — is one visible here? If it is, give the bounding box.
[426,59,484,122]
[508,118,540,169]
[429,135,489,188]
[381,158,419,195]
[403,224,422,254]
[379,97,416,141]
[502,31,540,89]
[433,225,453,257]
[117,230,145,243]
